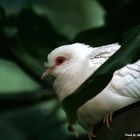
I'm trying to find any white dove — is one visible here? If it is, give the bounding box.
[41,43,140,140]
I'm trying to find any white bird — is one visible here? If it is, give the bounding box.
[41,43,140,140]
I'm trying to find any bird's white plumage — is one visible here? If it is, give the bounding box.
[44,43,140,131]
[111,61,140,98]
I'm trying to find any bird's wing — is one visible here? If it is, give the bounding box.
[89,43,121,70]
[110,60,140,98]
[89,43,140,98]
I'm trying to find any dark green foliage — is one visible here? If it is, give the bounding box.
[0,1,140,140]
[74,0,140,46]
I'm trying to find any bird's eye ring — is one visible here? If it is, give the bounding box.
[55,56,65,65]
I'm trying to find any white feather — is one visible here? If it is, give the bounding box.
[45,43,140,130]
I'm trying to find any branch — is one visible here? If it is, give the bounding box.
[94,100,140,131]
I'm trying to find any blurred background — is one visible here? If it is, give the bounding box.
[0,0,140,140]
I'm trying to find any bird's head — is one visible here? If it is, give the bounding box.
[41,43,93,100]
[41,43,93,79]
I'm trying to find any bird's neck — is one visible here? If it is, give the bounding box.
[53,61,94,102]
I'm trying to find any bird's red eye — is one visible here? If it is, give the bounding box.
[55,56,65,65]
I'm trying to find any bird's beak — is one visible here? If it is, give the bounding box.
[41,66,55,79]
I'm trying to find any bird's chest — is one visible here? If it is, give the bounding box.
[76,88,138,130]
[55,69,92,101]
[77,95,109,129]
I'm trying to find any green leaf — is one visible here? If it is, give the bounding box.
[0,6,6,22]
[74,0,140,46]
[62,25,140,124]
[74,26,123,46]
[1,7,70,87]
